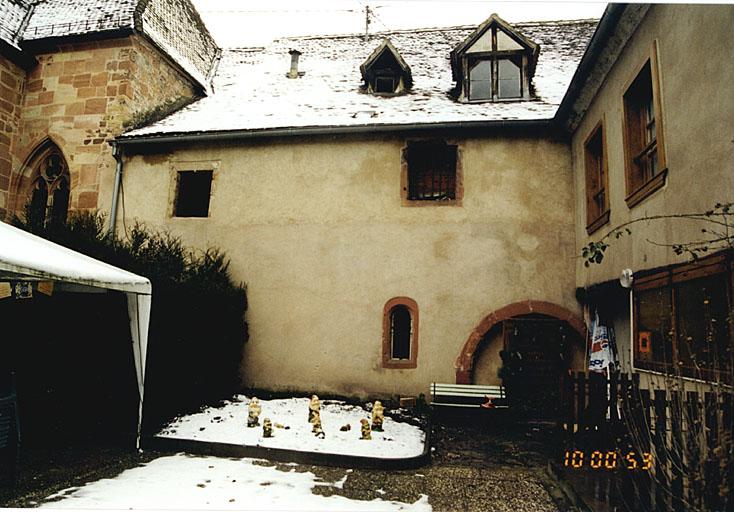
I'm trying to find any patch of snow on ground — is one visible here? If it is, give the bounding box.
[157,396,426,459]
[41,454,431,511]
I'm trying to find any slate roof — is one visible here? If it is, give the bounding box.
[0,0,218,89]
[22,0,137,41]
[0,0,32,48]
[123,19,598,138]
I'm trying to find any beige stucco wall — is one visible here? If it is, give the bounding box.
[120,133,580,398]
[572,4,734,289]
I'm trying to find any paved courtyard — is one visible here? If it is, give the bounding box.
[1,417,575,511]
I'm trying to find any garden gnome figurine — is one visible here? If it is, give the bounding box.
[360,418,372,440]
[247,397,261,427]
[263,418,273,438]
[313,419,325,438]
[311,415,322,433]
[308,394,321,425]
[371,401,384,432]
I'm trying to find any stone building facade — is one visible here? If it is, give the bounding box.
[2,3,731,401]
[0,0,219,221]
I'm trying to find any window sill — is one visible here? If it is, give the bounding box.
[382,359,417,370]
[586,210,610,235]
[625,169,667,208]
[402,199,462,208]
[464,96,531,104]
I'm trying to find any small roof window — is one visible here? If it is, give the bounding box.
[450,14,539,103]
[360,38,413,96]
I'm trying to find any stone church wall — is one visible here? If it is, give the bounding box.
[4,34,197,220]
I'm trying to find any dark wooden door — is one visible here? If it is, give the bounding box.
[503,317,573,420]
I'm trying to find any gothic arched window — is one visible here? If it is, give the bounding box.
[26,146,70,228]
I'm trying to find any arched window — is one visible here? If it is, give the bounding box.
[390,305,412,359]
[382,297,419,369]
[24,144,70,228]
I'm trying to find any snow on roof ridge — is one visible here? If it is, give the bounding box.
[277,18,600,44]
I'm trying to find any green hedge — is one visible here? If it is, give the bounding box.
[13,211,248,433]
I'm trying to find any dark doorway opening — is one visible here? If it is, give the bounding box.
[0,291,138,449]
[500,314,575,420]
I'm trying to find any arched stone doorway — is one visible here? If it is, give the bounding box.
[455,300,587,419]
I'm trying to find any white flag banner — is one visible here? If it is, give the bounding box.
[588,310,614,372]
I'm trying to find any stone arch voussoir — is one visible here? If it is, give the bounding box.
[454,300,587,384]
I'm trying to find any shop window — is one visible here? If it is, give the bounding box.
[623,44,667,208]
[584,122,609,234]
[633,254,732,383]
[382,297,419,369]
[174,170,213,217]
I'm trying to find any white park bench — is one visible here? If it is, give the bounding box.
[430,382,508,409]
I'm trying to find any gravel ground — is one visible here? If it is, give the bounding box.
[1,414,576,511]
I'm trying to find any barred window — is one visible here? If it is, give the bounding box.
[406,141,457,201]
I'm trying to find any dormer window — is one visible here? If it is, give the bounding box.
[451,14,539,103]
[361,39,412,96]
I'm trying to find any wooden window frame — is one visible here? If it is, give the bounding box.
[632,252,733,383]
[462,26,530,103]
[400,140,463,207]
[622,41,667,208]
[382,297,419,369]
[583,119,610,234]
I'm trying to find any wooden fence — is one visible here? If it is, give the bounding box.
[561,372,733,512]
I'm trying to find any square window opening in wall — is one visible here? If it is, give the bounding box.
[404,140,459,203]
[622,44,667,208]
[174,170,213,217]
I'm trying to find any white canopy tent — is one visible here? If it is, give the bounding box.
[0,221,151,448]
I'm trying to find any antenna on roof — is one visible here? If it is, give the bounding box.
[364,5,371,41]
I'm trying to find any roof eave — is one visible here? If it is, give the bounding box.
[554,4,647,133]
[115,118,556,146]
[20,27,135,52]
[0,38,36,70]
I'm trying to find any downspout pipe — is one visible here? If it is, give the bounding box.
[107,141,123,236]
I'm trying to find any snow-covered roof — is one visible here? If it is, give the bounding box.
[0,0,32,49]
[122,19,597,139]
[0,0,218,91]
[22,0,137,40]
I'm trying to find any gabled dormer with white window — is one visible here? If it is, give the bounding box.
[360,38,413,95]
[450,14,539,103]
